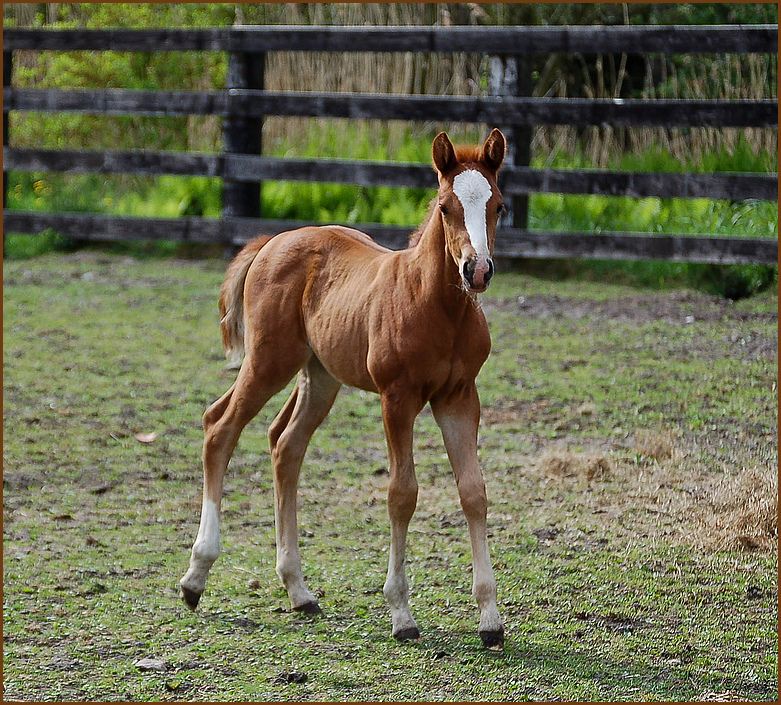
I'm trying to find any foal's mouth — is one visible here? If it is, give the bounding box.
[465,281,489,294]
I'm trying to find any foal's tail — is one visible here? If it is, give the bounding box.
[219,236,272,370]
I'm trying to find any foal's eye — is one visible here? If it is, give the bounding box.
[497,203,506,215]
[439,203,448,215]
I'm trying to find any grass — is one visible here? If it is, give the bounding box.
[3,253,777,701]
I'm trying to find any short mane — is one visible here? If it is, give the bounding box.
[408,196,438,247]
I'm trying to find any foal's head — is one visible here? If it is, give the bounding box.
[432,128,506,293]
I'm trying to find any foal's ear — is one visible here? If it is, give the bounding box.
[480,128,506,172]
[432,132,458,175]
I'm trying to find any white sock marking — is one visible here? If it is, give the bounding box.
[181,498,220,594]
[452,170,492,257]
[194,498,220,561]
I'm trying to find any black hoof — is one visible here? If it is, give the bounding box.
[181,586,202,611]
[479,629,505,649]
[393,626,421,641]
[292,601,322,615]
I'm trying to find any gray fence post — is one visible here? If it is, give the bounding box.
[223,49,264,253]
[489,55,532,231]
[4,50,12,255]
[4,50,12,207]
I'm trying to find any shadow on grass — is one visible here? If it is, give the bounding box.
[377,624,768,700]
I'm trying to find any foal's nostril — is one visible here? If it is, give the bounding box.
[485,259,495,283]
[462,259,475,284]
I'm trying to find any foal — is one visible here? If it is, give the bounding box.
[181,129,507,648]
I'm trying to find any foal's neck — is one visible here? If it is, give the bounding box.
[412,210,473,308]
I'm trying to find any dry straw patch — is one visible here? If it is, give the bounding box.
[540,450,611,481]
[633,428,676,462]
[690,466,778,552]
[535,427,777,555]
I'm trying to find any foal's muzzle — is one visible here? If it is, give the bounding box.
[462,257,494,292]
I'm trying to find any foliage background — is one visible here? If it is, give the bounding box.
[4,3,778,296]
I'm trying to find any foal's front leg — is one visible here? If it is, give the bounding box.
[380,389,423,640]
[431,383,504,648]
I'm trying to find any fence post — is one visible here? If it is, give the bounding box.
[489,55,532,231]
[222,48,264,254]
[3,50,12,255]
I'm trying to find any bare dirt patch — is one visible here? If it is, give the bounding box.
[486,290,777,326]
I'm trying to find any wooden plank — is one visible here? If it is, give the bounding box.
[230,24,779,55]
[223,217,414,250]
[226,91,779,127]
[5,25,777,54]
[4,147,224,176]
[2,211,226,243]
[5,210,776,264]
[497,230,778,265]
[224,154,432,189]
[4,28,229,51]
[505,166,778,201]
[4,87,228,116]
[6,88,777,127]
[6,148,777,201]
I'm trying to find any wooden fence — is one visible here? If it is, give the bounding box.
[3,24,778,264]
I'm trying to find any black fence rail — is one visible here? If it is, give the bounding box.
[5,24,776,53]
[3,24,778,264]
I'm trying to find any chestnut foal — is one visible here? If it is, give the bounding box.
[180,129,507,648]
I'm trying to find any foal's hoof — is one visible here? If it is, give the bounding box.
[393,626,421,642]
[479,628,505,650]
[181,586,202,611]
[292,601,322,615]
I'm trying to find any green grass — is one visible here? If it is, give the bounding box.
[3,254,777,701]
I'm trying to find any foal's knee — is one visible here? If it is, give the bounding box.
[458,478,487,520]
[388,479,418,522]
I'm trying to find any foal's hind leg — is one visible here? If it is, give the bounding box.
[268,357,341,613]
[180,352,304,609]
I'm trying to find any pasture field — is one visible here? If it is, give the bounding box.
[3,252,777,702]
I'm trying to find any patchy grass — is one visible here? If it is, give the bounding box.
[3,253,777,702]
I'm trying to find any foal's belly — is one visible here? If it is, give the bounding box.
[303,305,379,393]
[316,349,379,393]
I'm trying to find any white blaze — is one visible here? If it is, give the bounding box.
[452,170,492,257]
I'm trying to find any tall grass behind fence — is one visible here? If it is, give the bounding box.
[5,2,777,164]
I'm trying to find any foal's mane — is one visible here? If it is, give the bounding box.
[408,197,438,247]
[408,145,483,247]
